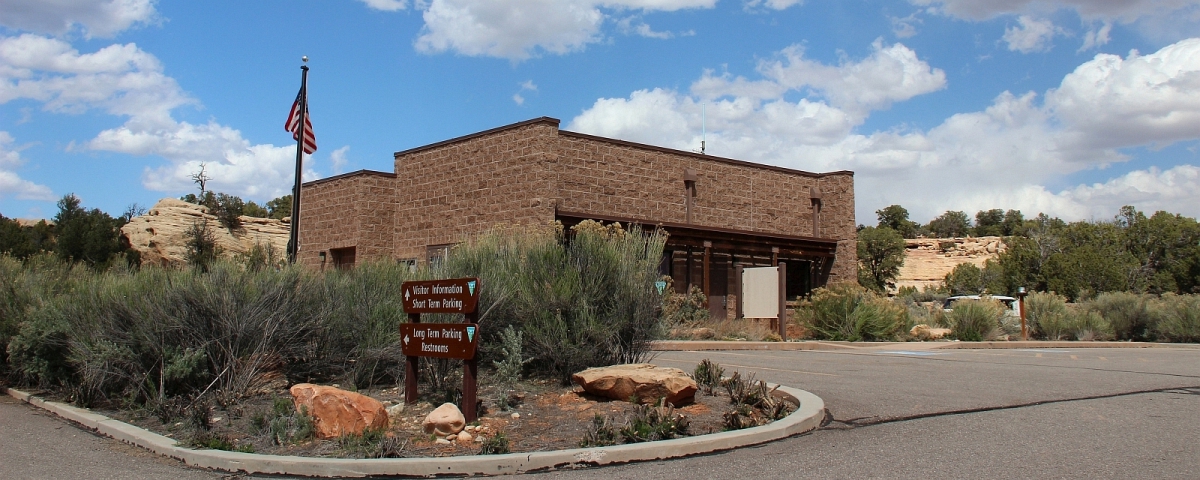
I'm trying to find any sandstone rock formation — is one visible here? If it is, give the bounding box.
[572,364,698,406]
[421,403,466,437]
[910,324,952,340]
[894,236,1006,292]
[289,383,389,439]
[121,198,289,267]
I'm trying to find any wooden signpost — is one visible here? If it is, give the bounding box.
[400,277,481,422]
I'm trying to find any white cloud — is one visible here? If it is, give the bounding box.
[616,16,675,39]
[755,40,947,118]
[910,0,1200,22]
[0,34,313,201]
[1055,165,1200,218]
[743,0,804,10]
[359,0,408,11]
[913,1,1200,50]
[1002,15,1060,53]
[0,131,54,201]
[568,38,1200,222]
[1079,21,1113,51]
[1047,38,1200,152]
[512,79,536,105]
[330,146,350,175]
[890,13,922,38]
[0,0,157,38]
[412,0,715,60]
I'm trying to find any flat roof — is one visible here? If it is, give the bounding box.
[393,117,853,179]
[302,169,395,187]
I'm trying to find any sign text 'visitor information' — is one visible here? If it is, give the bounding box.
[402,278,479,314]
[400,323,478,360]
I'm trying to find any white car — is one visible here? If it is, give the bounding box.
[942,295,1020,317]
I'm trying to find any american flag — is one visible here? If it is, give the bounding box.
[285,89,317,154]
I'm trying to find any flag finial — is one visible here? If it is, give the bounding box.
[301,55,308,64]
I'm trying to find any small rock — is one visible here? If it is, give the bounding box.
[436,438,451,445]
[447,434,458,441]
[211,417,222,422]
[422,403,466,436]
[511,412,520,419]
[457,431,473,444]
[386,403,405,425]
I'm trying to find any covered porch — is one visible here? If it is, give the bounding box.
[556,211,838,320]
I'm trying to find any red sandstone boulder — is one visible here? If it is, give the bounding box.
[290,383,388,439]
[572,364,697,406]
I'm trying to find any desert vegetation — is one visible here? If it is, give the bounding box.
[0,221,665,419]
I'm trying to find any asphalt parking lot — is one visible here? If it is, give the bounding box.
[4,344,1199,479]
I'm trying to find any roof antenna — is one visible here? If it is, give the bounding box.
[694,102,706,155]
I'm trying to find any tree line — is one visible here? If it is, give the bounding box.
[0,192,292,268]
[858,205,1200,300]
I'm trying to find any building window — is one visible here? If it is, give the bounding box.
[426,244,453,268]
[330,246,356,270]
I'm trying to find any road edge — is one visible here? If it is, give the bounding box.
[3,385,825,477]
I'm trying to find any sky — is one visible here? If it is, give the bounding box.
[1,0,1200,225]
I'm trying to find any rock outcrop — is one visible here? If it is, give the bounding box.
[421,403,467,437]
[910,324,952,340]
[289,383,389,439]
[572,364,697,406]
[121,198,289,267]
[894,236,1006,292]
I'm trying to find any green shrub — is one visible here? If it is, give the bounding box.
[441,221,667,384]
[479,431,510,455]
[692,359,724,396]
[1068,309,1110,341]
[1153,294,1200,343]
[1025,291,1070,340]
[661,284,710,328]
[619,399,689,443]
[580,414,618,447]
[800,283,908,341]
[1086,292,1158,341]
[949,299,1004,341]
[314,259,413,389]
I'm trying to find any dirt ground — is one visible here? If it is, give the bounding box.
[93,376,790,458]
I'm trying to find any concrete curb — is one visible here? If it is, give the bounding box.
[652,340,1200,351]
[4,385,825,477]
[931,341,1200,350]
[652,340,864,351]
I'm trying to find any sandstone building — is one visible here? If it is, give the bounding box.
[299,117,855,318]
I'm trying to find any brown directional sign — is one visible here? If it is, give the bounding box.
[401,277,480,314]
[400,323,479,360]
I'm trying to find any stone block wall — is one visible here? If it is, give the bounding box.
[391,119,560,261]
[553,132,840,236]
[297,170,396,268]
[300,117,855,281]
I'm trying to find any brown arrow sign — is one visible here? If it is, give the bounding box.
[402,277,480,314]
[400,323,479,360]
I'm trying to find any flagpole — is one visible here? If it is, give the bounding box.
[287,57,309,264]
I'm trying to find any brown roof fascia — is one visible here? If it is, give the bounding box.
[555,210,838,253]
[302,169,396,187]
[557,129,854,179]
[393,117,561,158]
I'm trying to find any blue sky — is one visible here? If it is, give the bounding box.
[2,0,1199,224]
